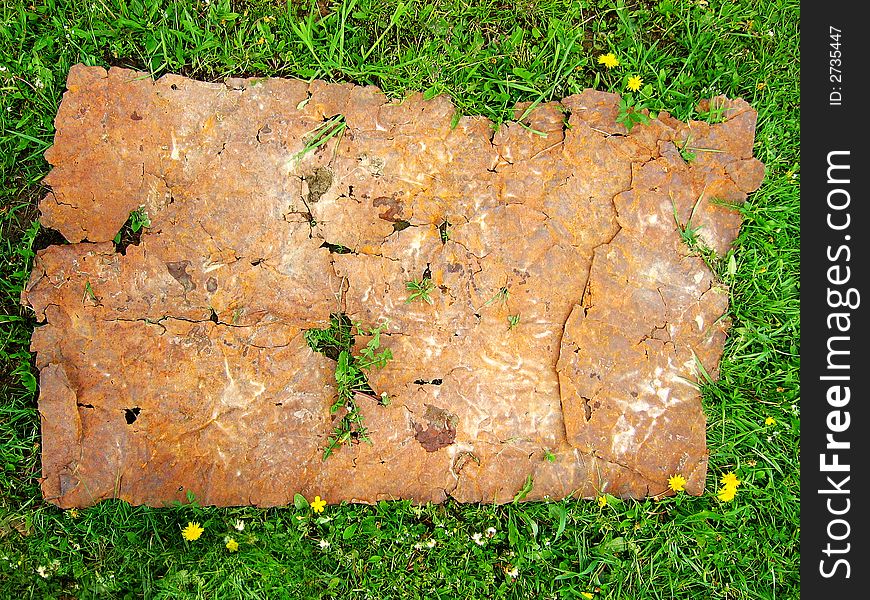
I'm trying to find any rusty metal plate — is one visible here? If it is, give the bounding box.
[23,65,764,507]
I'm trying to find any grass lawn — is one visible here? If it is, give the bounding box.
[0,0,799,598]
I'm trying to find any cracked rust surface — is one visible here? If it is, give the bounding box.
[23,65,765,508]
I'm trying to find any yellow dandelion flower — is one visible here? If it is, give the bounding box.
[626,76,643,92]
[68,509,79,519]
[597,53,620,69]
[581,593,594,599]
[181,521,204,541]
[720,472,741,488]
[717,485,737,502]
[668,474,687,493]
[310,495,327,513]
[226,538,239,552]
[765,416,776,426]
[596,495,607,508]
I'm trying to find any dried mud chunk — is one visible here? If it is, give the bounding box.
[306,166,333,203]
[414,404,458,452]
[22,64,765,507]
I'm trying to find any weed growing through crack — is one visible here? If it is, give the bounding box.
[678,135,726,164]
[438,220,450,243]
[405,277,435,304]
[304,314,392,460]
[295,114,346,161]
[113,207,150,251]
[675,215,703,249]
[671,197,723,269]
[615,95,651,133]
[82,280,98,305]
[483,285,510,308]
[678,136,697,162]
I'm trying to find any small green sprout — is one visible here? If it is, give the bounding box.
[83,280,98,304]
[677,135,724,162]
[483,286,510,307]
[405,277,435,304]
[114,207,151,245]
[678,221,702,246]
[616,95,651,133]
[438,220,450,243]
[678,137,696,162]
[507,314,520,330]
[295,115,346,160]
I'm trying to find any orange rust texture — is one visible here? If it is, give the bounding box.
[23,65,764,508]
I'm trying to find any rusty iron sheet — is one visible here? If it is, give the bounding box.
[22,65,765,508]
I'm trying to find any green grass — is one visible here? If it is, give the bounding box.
[0,0,799,597]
